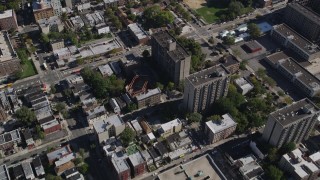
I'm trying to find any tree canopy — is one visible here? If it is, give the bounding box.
[266,165,283,180]
[15,106,36,126]
[142,5,174,29]
[187,113,202,123]
[222,36,235,45]
[120,127,135,146]
[248,23,261,39]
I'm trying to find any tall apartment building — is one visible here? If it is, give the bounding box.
[33,0,62,22]
[284,3,320,42]
[270,23,320,61]
[151,30,191,84]
[262,98,320,148]
[0,9,18,30]
[183,64,230,113]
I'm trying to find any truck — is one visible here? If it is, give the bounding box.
[43,63,48,70]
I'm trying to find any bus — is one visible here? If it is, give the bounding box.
[0,83,12,90]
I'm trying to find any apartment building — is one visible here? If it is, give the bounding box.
[38,16,64,34]
[0,31,20,81]
[33,0,54,22]
[270,23,320,61]
[262,98,319,148]
[0,129,21,151]
[128,23,149,45]
[265,52,320,97]
[93,115,126,143]
[151,30,191,84]
[279,148,320,180]
[127,152,146,178]
[0,9,18,30]
[183,64,230,113]
[284,3,320,42]
[50,39,64,51]
[135,88,161,109]
[205,114,237,144]
[158,119,182,138]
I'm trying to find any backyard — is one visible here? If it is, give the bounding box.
[20,60,37,78]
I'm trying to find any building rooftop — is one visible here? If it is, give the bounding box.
[128,151,145,166]
[0,164,10,180]
[93,115,124,134]
[205,114,237,134]
[282,148,320,179]
[218,55,240,68]
[273,24,320,55]
[158,154,225,180]
[152,30,190,62]
[186,64,230,86]
[130,119,142,133]
[111,153,129,173]
[47,145,73,162]
[287,3,320,25]
[160,118,182,132]
[265,51,289,64]
[86,105,106,118]
[0,9,14,19]
[271,98,319,126]
[38,15,62,28]
[21,162,34,179]
[128,23,148,40]
[98,64,113,76]
[41,119,60,131]
[32,0,51,11]
[238,155,264,180]
[135,88,161,101]
[0,129,20,145]
[0,31,16,62]
[276,57,320,94]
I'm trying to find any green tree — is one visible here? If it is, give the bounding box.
[206,115,221,122]
[208,37,215,44]
[61,12,68,22]
[79,148,85,157]
[74,157,83,165]
[54,102,66,113]
[8,0,20,11]
[257,68,266,77]
[35,125,45,139]
[78,163,89,174]
[222,36,235,45]
[0,4,6,11]
[280,142,296,154]
[264,77,276,87]
[142,50,150,58]
[120,127,135,146]
[105,8,114,17]
[45,174,63,180]
[266,165,283,180]
[156,82,164,91]
[127,14,136,21]
[127,103,137,112]
[187,113,202,123]
[268,148,279,162]
[167,82,175,91]
[15,106,36,125]
[228,1,244,16]
[143,5,174,29]
[50,84,56,94]
[40,33,50,43]
[278,90,285,96]
[248,23,261,39]
[239,60,247,70]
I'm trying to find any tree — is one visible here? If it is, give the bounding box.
[45,174,63,180]
[120,127,135,146]
[264,77,276,87]
[268,147,279,162]
[79,148,85,157]
[78,163,89,174]
[222,36,235,45]
[40,33,50,43]
[0,4,6,11]
[143,5,174,29]
[127,14,136,21]
[266,165,283,180]
[105,8,114,17]
[248,23,261,39]
[206,115,221,122]
[228,1,244,17]
[239,60,247,70]
[187,113,202,123]
[15,106,36,126]
[8,0,20,11]
[74,157,83,165]
[208,37,215,44]
[280,142,296,154]
[61,12,68,22]
[35,125,45,139]
[156,82,164,91]
[167,82,175,91]
[127,103,137,112]
[50,84,56,94]
[54,102,66,113]
[142,50,150,58]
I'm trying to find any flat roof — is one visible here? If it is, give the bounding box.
[21,162,34,178]
[219,55,240,68]
[287,3,320,25]
[205,114,237,134]
[265,51,289,64]
[98,64,113,76]
[38,15,62,27]
[152,30,190,62]
[136,88,161,101]
[47,145,72,162]
[276,57,320,93]
[0,164,10,180]
[282,148,319,178]
[130,119,142,132]
[0,129,20,145]
[128,151,145,167]
[158,154,225,180]
[160,118,181,132]
[270,98,319,126]
[128,23,148,40]
[0,31,16,62]
[0,9,14,19]
[111,153,129,173]
[273,24,320,55]
[186,64,229,86]
[93,115,124,133]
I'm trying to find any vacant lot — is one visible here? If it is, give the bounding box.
[21,60,37,78]
[184,0,206,9]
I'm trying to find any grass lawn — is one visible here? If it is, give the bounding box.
[21,60,37,78]
[196,6,226,24]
